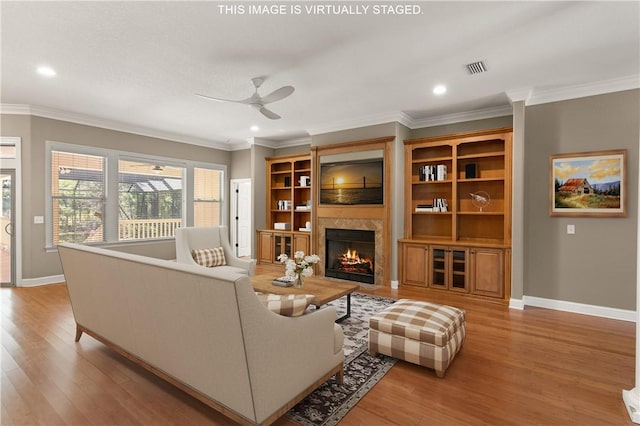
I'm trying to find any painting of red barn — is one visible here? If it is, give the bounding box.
[550,149,626,217]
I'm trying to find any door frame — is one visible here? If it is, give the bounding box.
[0,137,22,287]
[230,178,252,257]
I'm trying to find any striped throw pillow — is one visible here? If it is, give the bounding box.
[191,247,226,267]
[257,293,316,317]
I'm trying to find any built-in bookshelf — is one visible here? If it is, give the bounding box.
[399,127,513,301]
[258,153,312,264]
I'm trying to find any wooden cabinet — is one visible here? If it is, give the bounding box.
[401,243,429,287]
[258,154,312,265]
[428,246,468,293]
[399,127,512,302]
[469,247,504,298]
[256,230,311,265]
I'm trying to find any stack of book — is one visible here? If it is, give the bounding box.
[272,276,295,287]
[415,198,448,212]
[418,164,447,182]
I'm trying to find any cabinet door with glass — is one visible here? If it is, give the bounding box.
[427,245,469,292]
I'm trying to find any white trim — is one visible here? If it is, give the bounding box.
[509,298,524,310]
[622,388,640,423]
[20,274,65,287]
[0,104,232,151]
[409,105,513,128]
[307,111,411,136]
[525,75,640,107]
[2,75,638,151]
[523,295,636,322]
[1,137,22,287]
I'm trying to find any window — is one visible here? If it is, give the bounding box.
[194,167,223,227]
[118,160,184,240]
[47,142,226,247]
[51,151,105,244]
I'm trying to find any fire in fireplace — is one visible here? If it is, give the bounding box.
[325,228,375,284]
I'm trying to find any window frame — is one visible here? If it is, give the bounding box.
[45,141,226,248]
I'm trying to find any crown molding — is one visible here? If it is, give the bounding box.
[0,104,232,151]
[506,87,533,104]
[307,111,411,136]
[409,105,513,129]
[3,74,637,151]
[526,74,640,106]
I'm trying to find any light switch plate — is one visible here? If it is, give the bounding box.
[567,224,575,234]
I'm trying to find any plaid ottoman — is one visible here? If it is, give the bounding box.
[368,299,465,377]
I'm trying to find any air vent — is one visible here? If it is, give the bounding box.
[466,60,487,75]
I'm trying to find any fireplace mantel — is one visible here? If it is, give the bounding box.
[311,136,394,285]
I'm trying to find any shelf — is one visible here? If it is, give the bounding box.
[457,177,504,183]
[457,211,504,216]
[412,156,452,163]
[413,179,452,185]
[413,211,452,215]
[457,151,504,160]
[271,170,292,175]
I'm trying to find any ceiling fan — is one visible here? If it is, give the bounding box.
[196,77,294,120]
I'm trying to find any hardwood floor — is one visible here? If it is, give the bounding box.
[1,267,635,425]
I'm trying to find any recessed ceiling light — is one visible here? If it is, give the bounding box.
[433,85,447,95]
[250,125,260,132]
[37,66,56,77]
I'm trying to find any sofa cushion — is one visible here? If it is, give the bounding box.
[257,293,315,317]
[191,247,226,267]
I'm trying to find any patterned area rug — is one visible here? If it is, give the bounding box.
[287,292,397,426]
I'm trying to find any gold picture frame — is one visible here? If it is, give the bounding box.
[550,149,626,217]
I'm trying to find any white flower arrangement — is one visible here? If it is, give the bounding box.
[277,251,320,279]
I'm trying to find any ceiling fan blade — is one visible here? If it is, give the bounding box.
[195,93,246,104]
[260,86,295,105]
[259,106,281,120]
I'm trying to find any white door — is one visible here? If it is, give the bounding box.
[231,179,252,257]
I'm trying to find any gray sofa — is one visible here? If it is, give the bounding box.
[58,243,344,425]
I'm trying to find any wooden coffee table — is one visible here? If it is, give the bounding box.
[251,274,360,322]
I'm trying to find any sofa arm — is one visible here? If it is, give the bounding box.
[225,255,256,276]
[239,296,344,423]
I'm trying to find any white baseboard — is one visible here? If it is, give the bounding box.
[509,298,524,310]
[522,295,636,322]
[19,274,65,287]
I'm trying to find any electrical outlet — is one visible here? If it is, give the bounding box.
[34,216,44,224]
[567,224,575,234]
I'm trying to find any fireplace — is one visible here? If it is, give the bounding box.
[325,228,375,284]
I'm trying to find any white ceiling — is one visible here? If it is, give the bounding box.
[1,1,639,150]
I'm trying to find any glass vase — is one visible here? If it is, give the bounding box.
[295,273,303,288]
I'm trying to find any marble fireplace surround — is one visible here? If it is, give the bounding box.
[317,218,384,286]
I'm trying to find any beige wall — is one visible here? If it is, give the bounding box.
[524,89,639,310]
[230,149,251,179]
[4,90,638,310]
[1,114,232,280]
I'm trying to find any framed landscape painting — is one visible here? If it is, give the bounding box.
[550,149,626,217]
